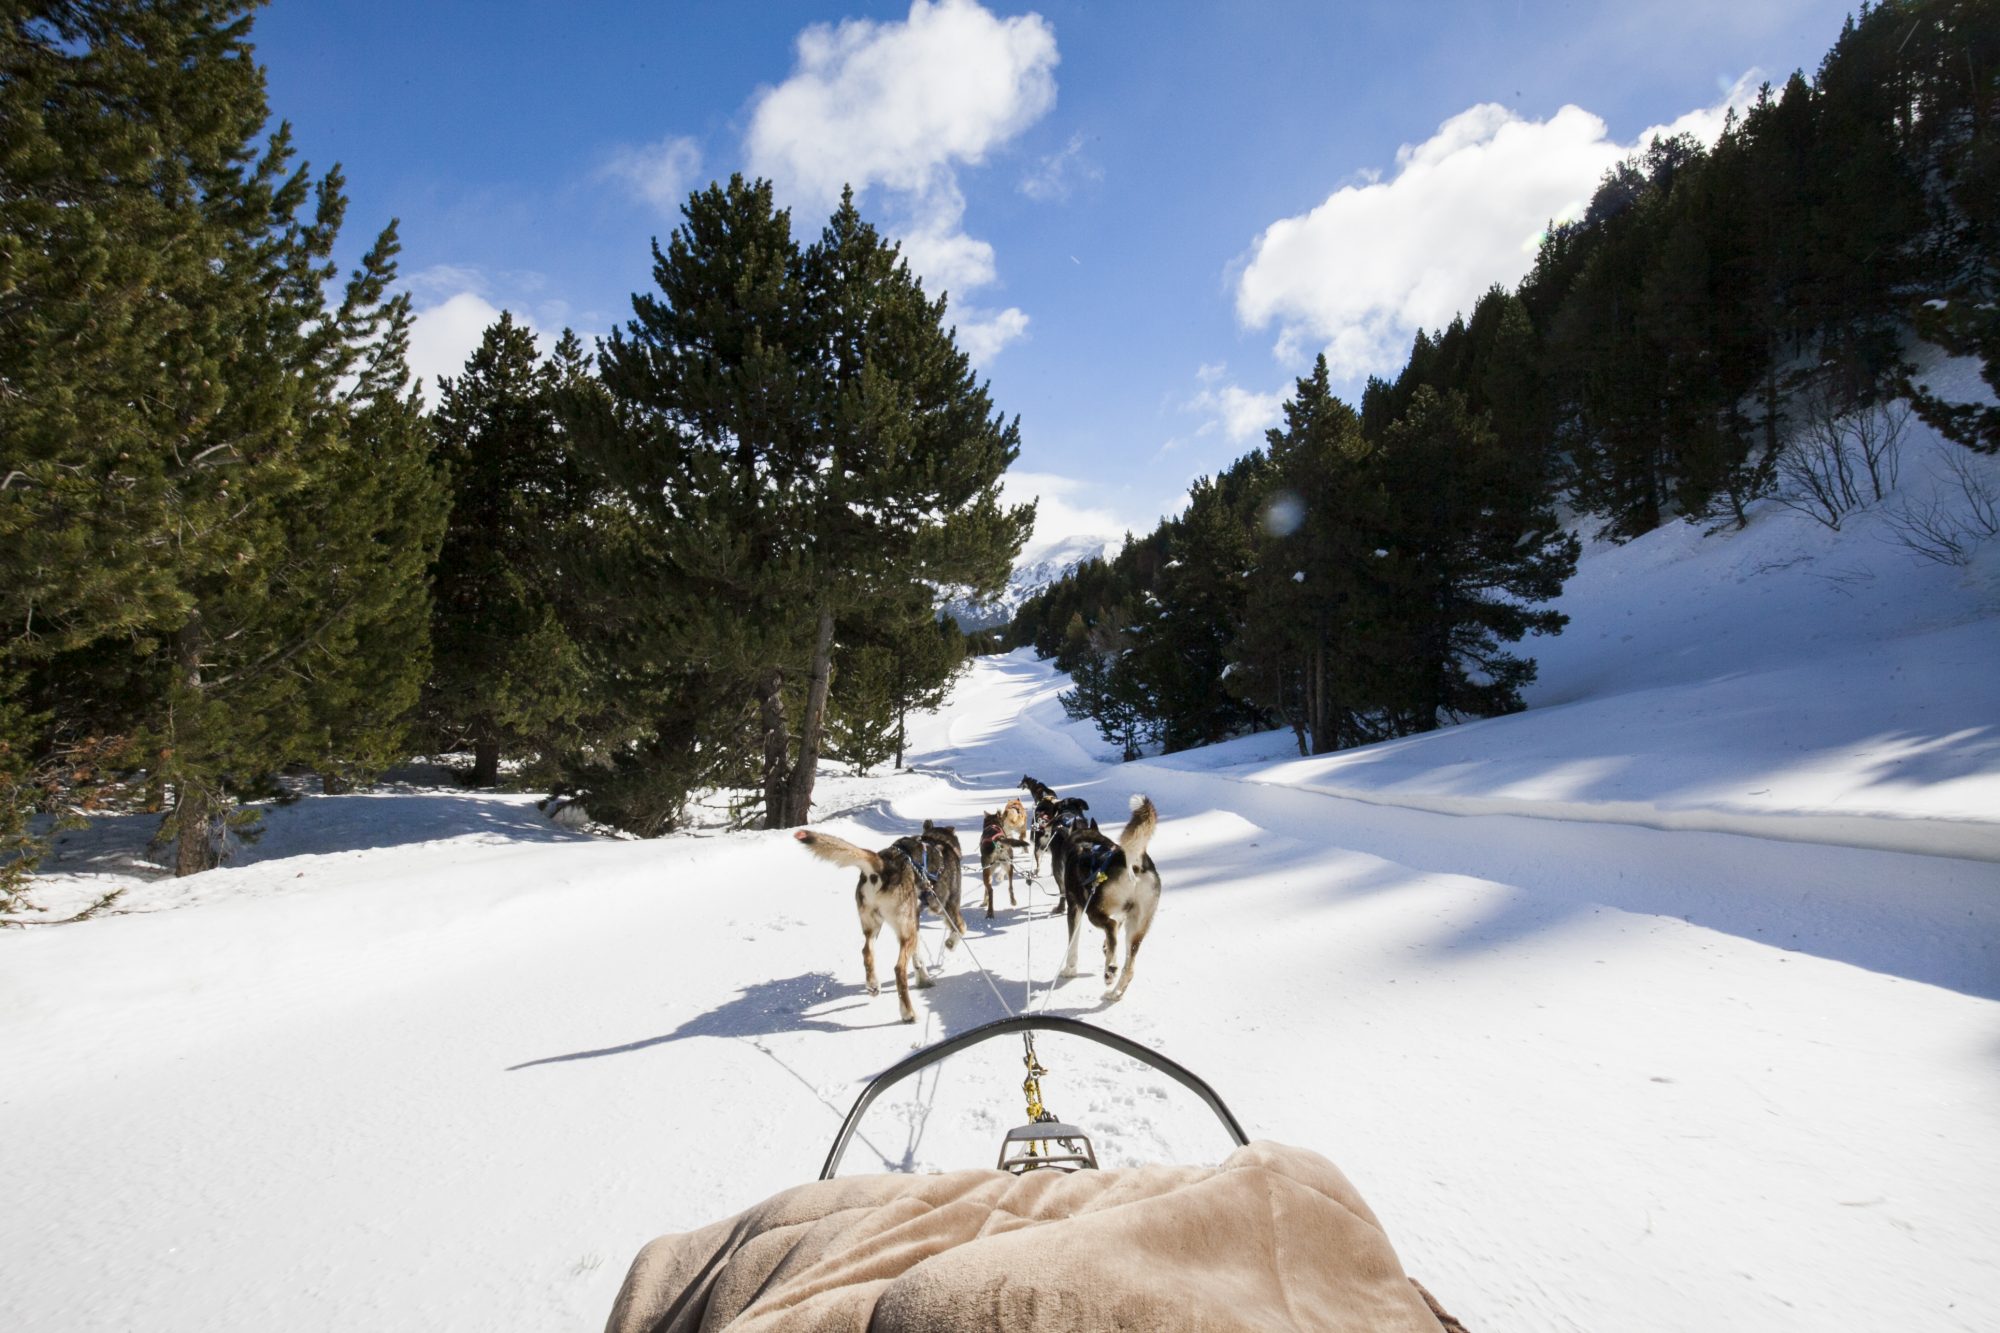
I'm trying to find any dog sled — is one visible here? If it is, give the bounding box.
[603,1014,1468,1331]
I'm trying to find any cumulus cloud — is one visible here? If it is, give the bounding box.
[747,0,1057,213]
[745,0,1055,361]
[602,134,704,216]
[1002,470,1142,563]
[955,306,1030,364]
[408,291,522,406]
[403,266,589,408]
[1188,378,1286,446]
[1236,73,1763,382]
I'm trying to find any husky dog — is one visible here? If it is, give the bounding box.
[978,809,1029,918]
[1020,775,1061,807]
[1046,794,1162,1002]
[897,819,970,944]
[1001,797,1029,843]
[1032,795,1092,887]
[793,830,933,1023]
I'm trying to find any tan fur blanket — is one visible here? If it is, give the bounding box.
[604,1141,1451,1332]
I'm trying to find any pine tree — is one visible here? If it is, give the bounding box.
[427,316,596,784]
[567,176,816,831]
[1231,357,1381,754]
[1368,387,1578,729]
[826,606,966,774]
[1137,468,1262,751]
[779,191,1030,822]
[571,178,1028,832]
[0,3,444,874]
[1059,637,1157,762]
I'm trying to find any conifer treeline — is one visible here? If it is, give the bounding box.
[1016,0,1997,760]
[1,2,1026,891]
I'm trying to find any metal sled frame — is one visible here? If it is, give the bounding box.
[819,1014,1250,1180]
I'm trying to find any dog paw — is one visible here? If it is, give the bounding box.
[867,983,879,997]
[1101,987,1124,1003]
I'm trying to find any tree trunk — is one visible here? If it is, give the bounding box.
[172,785,223,876]
[472,736,500,787]
[758,667,791,830]
[170,617,225,876]
[895,707,907,770]
[784,607,836,827]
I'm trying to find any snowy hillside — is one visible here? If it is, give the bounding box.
[942,530,1123,631]
[4,388,1999,1331]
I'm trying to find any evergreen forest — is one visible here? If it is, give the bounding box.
[1,0,1028,894]
[1014,1,1999,760]
[3,0,1995,894]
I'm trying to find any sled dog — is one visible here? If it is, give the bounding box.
[1001,798,1029,843]
[793,830,933,1023]
[1020,775,1061,807]
[1046,794,1162,1002]
[978,809,1029,917]
[896,820,970,945]
[1032,795,1092,883]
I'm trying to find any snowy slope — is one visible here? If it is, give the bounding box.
[5,388,2000,1331]
[941,530,1122,630]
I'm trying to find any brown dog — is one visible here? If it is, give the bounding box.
[1001,798,1028,841]
[978,809,1029,917]
[794,829,932,1023]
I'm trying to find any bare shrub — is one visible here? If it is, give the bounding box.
[1885,448,2000,566]
[1774,394,1908,530]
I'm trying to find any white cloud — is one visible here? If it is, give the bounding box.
[893,179,999,293]
[404,271,590,408]
[1188,379,1286,446]
[1019,130,1099,202]
[408,292,512,406]
[1236,73,1762,382]
[602,134,704,217]
[745,0,1057,302]
[1002,470,1142,563]
[955,305,1030,363]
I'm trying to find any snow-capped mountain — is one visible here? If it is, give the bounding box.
[943,531,1125,631]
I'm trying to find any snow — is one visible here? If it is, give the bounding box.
[940,530,1122,630]
[5,384,2000,1331]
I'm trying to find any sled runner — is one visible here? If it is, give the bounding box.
[604,1015,1468,1331]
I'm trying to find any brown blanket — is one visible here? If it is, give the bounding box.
[605,1141,1452,1332]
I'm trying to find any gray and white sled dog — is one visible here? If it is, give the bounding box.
[793,829,936,1023]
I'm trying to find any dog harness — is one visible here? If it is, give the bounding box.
[1078,842,1118,889]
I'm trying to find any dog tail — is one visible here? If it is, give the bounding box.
[1119,794,1158,863]
[793,828,882,874]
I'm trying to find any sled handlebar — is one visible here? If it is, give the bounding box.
[820,1014,1250,1179]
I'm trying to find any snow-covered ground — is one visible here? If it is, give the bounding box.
[5,393,1998,1331]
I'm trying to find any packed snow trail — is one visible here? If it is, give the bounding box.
[6,648,1997,1332]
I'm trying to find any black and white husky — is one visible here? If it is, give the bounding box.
[1046,794,1162,1002]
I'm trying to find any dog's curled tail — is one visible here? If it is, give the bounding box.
[793,828,882,874]
[1119,794,1158,863]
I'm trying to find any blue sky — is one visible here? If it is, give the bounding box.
[254,0,1859,555]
